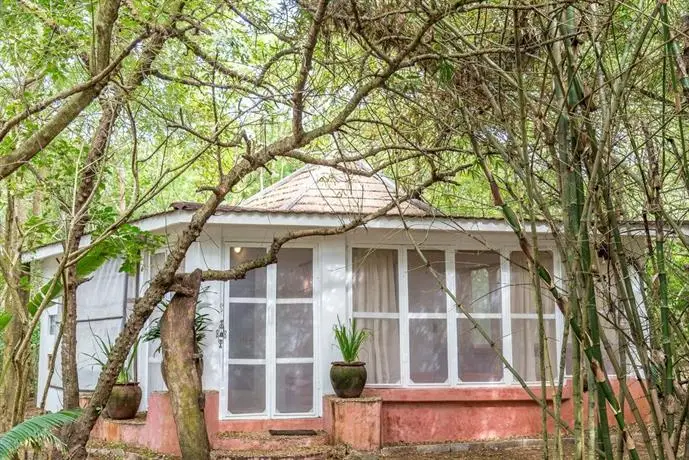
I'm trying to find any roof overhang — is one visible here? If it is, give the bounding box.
[21,203,664,263]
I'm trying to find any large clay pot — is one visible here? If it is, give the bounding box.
[330,362,367,398]
[104,383,142,420]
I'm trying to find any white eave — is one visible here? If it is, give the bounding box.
[22,207,563,263]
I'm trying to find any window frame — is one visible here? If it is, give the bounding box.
[347,244,564,388]
[220,242,320,420]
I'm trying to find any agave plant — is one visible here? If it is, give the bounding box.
[0,409,82,459]
[333,318,370,363]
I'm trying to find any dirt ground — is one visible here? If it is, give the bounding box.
[380,447,559,460]
[385,451,545,459]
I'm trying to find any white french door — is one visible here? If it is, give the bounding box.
[221,244,317,419]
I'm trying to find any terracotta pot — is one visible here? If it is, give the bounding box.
[330,362,367,398]
[104,382,142,420]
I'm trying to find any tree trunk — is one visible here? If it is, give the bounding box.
[61,265,81,409]
[0,186,31,430]
[60,101,118,409]
[160,269,210,460]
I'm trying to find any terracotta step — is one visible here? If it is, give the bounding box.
[213,430,329,451]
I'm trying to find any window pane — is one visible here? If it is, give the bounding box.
[230,247,267,298]
[150,253,186,276]
[510,251,555,314]
[277,248,313,298]
[228,365,265,414]
[49,314,59,335]
[276,364,313,413]
[228,303,266,359]
[150,252,166,274]
[511,319,557,381]
[77,259,127,319]
[77,318,123,390]
[458,318,503,382]
[456,251,501,314]
[352,248,398,313]
[408,250,446,313]
[409,319,448,383]
[277,304,313,358]
[357,318,400,384]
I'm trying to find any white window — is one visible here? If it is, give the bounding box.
[350,246,560,387]
[352,248,400,385]
[510,251,557,382]
[49,313,60,336]
[144,252,186,394]
[145,252,169,393]
[456,250,503,382]
[225,246,316,417]
[407,250,448,384]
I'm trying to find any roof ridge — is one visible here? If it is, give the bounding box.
[281,165,329,211]
[237,159,439,217]
[240,163,316,206]
[353,161,438,215]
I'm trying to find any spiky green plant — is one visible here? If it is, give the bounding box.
[333,318,369,363]
[87,333,139,384]
[0,409,82,459]
[141,289,216,355]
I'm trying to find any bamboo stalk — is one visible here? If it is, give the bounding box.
[465,120,642,460]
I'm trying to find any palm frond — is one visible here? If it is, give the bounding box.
[0,409,82,459]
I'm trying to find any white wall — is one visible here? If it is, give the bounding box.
[38,221,563,416]
[317,235,348,396]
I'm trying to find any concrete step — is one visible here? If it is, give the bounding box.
[210,445,334,460]
[212,430,329,452]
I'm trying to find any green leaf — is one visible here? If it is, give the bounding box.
[0,312,12,333]
[436,60,455,85]
[333,317,369,363]
[0,409,82,459]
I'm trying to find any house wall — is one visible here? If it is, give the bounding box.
[38,222,562,414]
[185,224,564,415]
[37,220,649,448]
[37,257,62,413]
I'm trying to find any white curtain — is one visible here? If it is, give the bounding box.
[352,249,400,384]
[510,251,556,381]
[455,251,503,382]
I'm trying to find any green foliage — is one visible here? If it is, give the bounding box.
[0,312,11,334]
[24,224,163,317]
[0,409,82,459]
[142,288,216,355]
[87,334,139,384]
[333,317,369,363]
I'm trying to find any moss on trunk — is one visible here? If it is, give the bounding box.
[160,269,210,460]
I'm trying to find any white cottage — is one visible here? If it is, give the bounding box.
[29,163,642,449]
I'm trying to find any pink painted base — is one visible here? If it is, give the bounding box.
[91,391,221,455]
[90,392,326,455]
[323,396,382,451]
[362,379,650,445]
[89,379,650,455]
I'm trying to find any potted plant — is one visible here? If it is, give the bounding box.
[330,318,370,398]
[90,335,141,420]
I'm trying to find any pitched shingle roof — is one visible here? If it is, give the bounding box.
[238,163,436,216]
